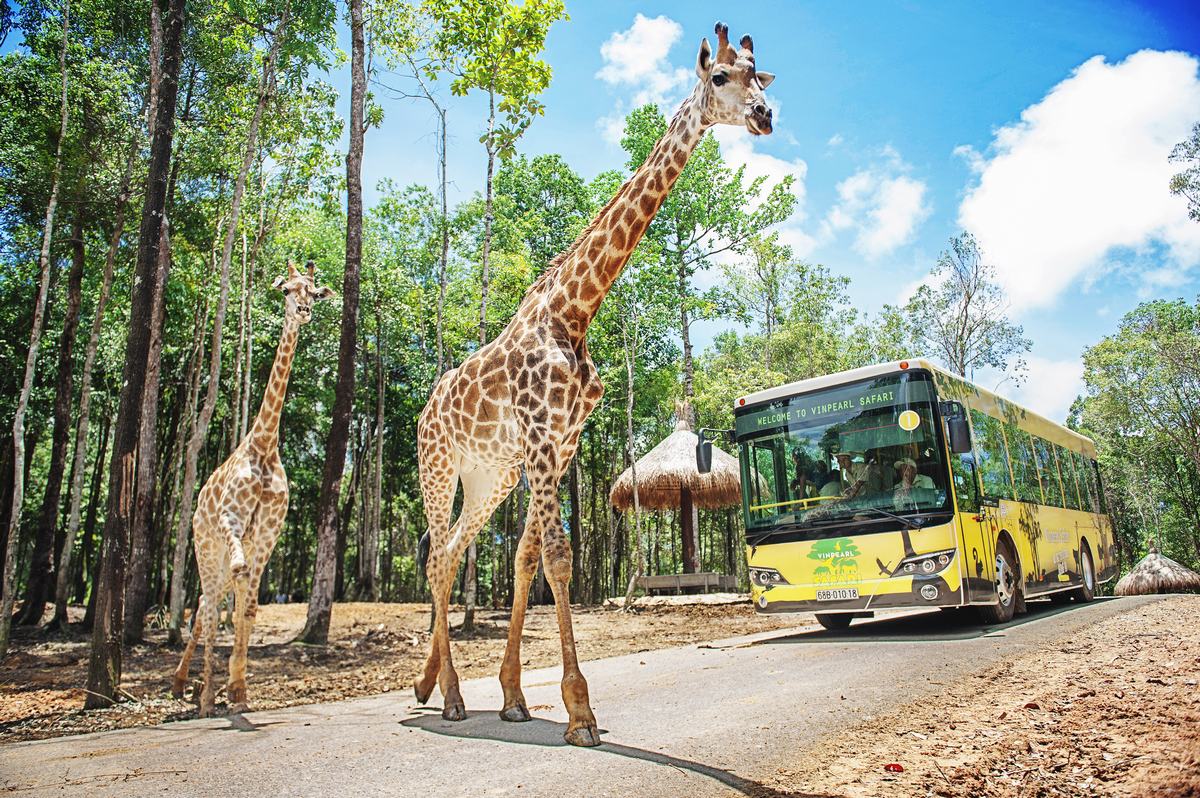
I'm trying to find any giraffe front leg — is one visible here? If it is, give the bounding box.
[523,456,599,747]
[171,597,204,698]
[226,573,258,712]
[499,522,541,722]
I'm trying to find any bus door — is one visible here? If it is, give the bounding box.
[948,449,994,603]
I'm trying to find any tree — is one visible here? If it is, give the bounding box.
[906,231,1031,381]
[85,0,186,706]
[1073,297,1200,571]
[1169,121,1200,222]
[300,0,367,644]
[0,0,71,656]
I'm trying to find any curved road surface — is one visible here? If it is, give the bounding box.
[1,596,1161,797]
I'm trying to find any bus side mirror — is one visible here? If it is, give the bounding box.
[697,428,727,474]
[940,400,972,454]
[696,440,712,474]
[948,416,972,454]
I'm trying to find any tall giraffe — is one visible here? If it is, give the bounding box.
[172,261,334,716]
[415,22,775,747]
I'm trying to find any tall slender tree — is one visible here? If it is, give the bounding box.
[300,0,366,643]
[0,0,72,656]
[85,0,186,705]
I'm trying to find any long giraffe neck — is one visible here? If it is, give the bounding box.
[545,83,708,338]
[249,316,299,452]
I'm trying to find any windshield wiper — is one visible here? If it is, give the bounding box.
[850,506,925,529]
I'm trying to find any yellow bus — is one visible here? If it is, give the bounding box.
[697,359,1118,628]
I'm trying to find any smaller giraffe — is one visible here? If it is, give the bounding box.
[172,261,334,716]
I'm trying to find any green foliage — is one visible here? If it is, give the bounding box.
[430,0,566,160]
[1072,298,1200,574]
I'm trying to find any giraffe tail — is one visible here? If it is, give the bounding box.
[417,531,430,579]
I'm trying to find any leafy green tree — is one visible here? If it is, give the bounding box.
[906,231,1031,381]
[430,0,566,346]
[1073,297,1200,571]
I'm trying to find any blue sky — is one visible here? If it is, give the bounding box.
[361,1,1200,422]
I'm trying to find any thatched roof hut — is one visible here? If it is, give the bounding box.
[1114,547,1200,596]
[609,404,745,574]
[609,416,743,512]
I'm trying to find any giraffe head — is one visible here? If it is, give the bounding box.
[272,260,335,325]
[695,21,775,135]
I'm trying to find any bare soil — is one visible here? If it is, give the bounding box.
[0,598,802,743]
[757,595,1200,798]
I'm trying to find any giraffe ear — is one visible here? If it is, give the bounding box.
[757,71,775,90]
[696,37,712,79]
[314,285,336,301]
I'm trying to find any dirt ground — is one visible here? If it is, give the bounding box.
[758,595,1200,798]
[0,596,802,743]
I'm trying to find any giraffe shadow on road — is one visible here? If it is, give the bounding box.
[401,711,840,798]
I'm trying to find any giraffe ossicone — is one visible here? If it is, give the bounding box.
[171,260,335,717]
[414,20,777,747]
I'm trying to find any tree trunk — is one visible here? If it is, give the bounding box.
[677,251,694,413]
[53,124,146,628]
[122,217,170,643]
[621,315,644,609]
[680,487,699,574]
[17,210,85,626]
[166,15,287,643]
[0,0,72,655]
[85,0,185,705]
[300,0,363,643]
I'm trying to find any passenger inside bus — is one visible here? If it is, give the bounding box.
[893,456,935,509]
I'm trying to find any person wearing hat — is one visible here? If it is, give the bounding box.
[893,456,934,509]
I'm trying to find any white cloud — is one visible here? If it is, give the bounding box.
[958,50,1200,312]
[821,151,931,258]
[595,14,693,144]
[984,356,1085,423]
[827,133,844,148]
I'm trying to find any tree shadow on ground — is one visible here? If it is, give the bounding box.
[401,710,841,798]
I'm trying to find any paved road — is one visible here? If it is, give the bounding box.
[2,597,1161,797]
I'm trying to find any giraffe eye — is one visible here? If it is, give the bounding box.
[712,73,727,87]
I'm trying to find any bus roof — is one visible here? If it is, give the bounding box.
[734,358,1098,456]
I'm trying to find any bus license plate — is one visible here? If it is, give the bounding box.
[816,588,859,601]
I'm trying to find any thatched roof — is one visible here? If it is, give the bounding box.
[609,409,744,512]
[1114,548,1200,596]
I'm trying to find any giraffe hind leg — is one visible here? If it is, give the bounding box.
[171,596,205,698]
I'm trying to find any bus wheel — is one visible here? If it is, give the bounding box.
[1073,544,1096,603]
[977,540,1019,625]
[816,613,852,631]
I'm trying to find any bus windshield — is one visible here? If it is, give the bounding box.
[735,371,951,536]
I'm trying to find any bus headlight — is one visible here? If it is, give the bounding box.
[891,549,956,579]
[749,567,789,586]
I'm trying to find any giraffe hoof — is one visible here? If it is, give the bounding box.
[499,703,531,723]
[441,703,467,722]
[413,681,433,705]
[170,679,186,699]
[228,702,249,715]
[227,682,247,705]
[564,724,602,747]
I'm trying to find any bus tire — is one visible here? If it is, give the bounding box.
[816,613,852,631]
[1073,543,1096,603]
[976,538,1019,625]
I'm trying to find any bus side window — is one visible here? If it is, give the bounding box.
[1004,423,1043,504]
[949,453,979,513]
[1056,444,1083,510]
[1075,451,1100,514]
[1034,437,1065,507]
[970,409,1013,501]
[1089,458,1110,515]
